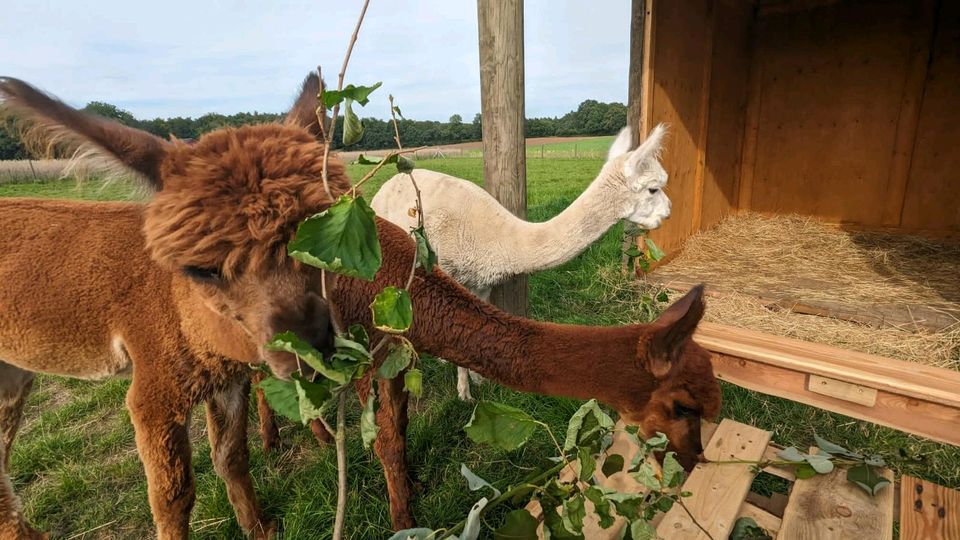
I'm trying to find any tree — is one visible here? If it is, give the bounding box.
[82,102,137,126]
[449,114,462,125]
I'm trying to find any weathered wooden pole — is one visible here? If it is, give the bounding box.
[477,0,528,315]
[622,0,647,272]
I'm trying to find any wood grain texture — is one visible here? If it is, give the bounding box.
[645,0,713,254]
[749,1,916,225]
[777,449,894,540]
[476,0,528,315]
[901,0,960,232]
[900,475,960,540]
[656,419,772,539]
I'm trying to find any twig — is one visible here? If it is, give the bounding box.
[319,0,371,201]
[349,146,427,196]
[332,391,349,540]
[314,66,327,145]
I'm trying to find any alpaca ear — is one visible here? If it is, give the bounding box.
[283,72,327,140]
[624,123,667,176]
[607,125,634,162]
[0,77,170,189]
[642,284,705,378]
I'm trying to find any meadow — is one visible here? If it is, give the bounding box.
[1,151,957,539]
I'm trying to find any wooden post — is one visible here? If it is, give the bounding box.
[477,0,528,316]
[622,0,646,272]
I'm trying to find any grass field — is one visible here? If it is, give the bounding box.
[1,157,958,539]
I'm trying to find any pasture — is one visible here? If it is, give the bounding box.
[1,155,957,538]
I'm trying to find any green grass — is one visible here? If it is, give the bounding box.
[2,158,958,539]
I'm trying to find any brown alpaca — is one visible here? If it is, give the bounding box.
[0,76,346,539]
[322,218,722,529]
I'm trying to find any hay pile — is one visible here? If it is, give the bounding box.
[647,213,960,370]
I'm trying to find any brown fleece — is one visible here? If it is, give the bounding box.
[0,74,351,540]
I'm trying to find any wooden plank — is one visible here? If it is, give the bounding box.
[645,0,713,254]
[736,9,765,212]
[738,502,782,536]
[747,491,791,518]
[778,449,894,539]
[881,0,937,226]
[710,351,960,446]
[749,1,916,226]
[901,0,960,233]
[622,0,648,271]
[697,322,960,410]
[690,0,716,233]
[700,0,753,229]
[808,374,878,407]
[900,475,960,540]
[476,0,528,316]
[656,419,772,539]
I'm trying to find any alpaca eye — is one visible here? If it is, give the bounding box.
[673,403,698,418]
[648,188,660,194]
[182,266,223,283]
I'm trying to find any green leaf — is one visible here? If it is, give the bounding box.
[584,486,616,529]
[464,401,539,451]
[342,98,364,146]
[495,508,539,540]
[257,376,301,423]
[601,454,625,477]
[623,246,643,258]
[460,463,501,498]
[377,341,413,379]
[360,387,378,449]
[805,454,834,474]
[461,497,489,540]
[644,238,665,262]
[730,517,771,540]
[813,434,862,459]
[635,257,651,273]
[633,462,662,491]
[288,195,382,280]
[396,155,416,173]
[644,432,669,452]
[542,505,583,540]
[292,373,333,424]
[777,446,806,463]
[393,104,405,119]
[656,291,670,303]
[795,463,818,480]
[656,496,674,512]
[603,492,645,521]
[267,331,350,385]
[347,324,369,349]
[563,399,614,452]
[847,464,891,497]
[404,368,423,398]
[661,452,685,488]
[578,446,596,482]
[371,286,413,333]
[629,518,657,540]
[322,81,383,108]
[355,154,382,165]
[387,528,436,540]
[412,227,437,271]
[562,494,586,535]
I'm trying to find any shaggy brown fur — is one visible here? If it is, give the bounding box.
[0,75,346,540]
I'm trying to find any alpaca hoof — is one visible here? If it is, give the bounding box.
[457,390,474,402]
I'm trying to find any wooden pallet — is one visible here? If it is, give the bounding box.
[527,419,960,539]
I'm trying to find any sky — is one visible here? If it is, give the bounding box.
[0,0,633,122]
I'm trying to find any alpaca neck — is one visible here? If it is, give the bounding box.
[505,174,625,275]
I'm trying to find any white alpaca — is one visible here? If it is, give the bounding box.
[371,125,671,400]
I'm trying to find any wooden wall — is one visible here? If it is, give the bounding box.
[645,0,959,252]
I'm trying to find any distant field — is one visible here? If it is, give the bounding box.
[1,157,957,538]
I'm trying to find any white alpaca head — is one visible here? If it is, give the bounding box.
[605,124,671,229]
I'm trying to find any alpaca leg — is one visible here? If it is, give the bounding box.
[457,367,474,402]
[126,382,195,540]
[364,375,414,530]
[250,371,281,453]
[0,362,46,540]
[206,378,275,539]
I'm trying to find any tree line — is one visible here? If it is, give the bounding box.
[0,99,627,160]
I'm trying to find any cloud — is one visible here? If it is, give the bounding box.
[0,0,630,120]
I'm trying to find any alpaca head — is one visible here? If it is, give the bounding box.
[0,74,346,379]
[604,124,671,229]
[619,286,721,470]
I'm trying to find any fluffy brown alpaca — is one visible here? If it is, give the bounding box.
[0,76,346,539]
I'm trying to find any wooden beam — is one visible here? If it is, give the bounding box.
[621,0,647,271]
[656,419,772,539]
[778,448,894,539]
[690,0,716,233]
[697,322,960,446]
[477,0,528,316]
[735,12,763,211]
[900,475,960,540]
